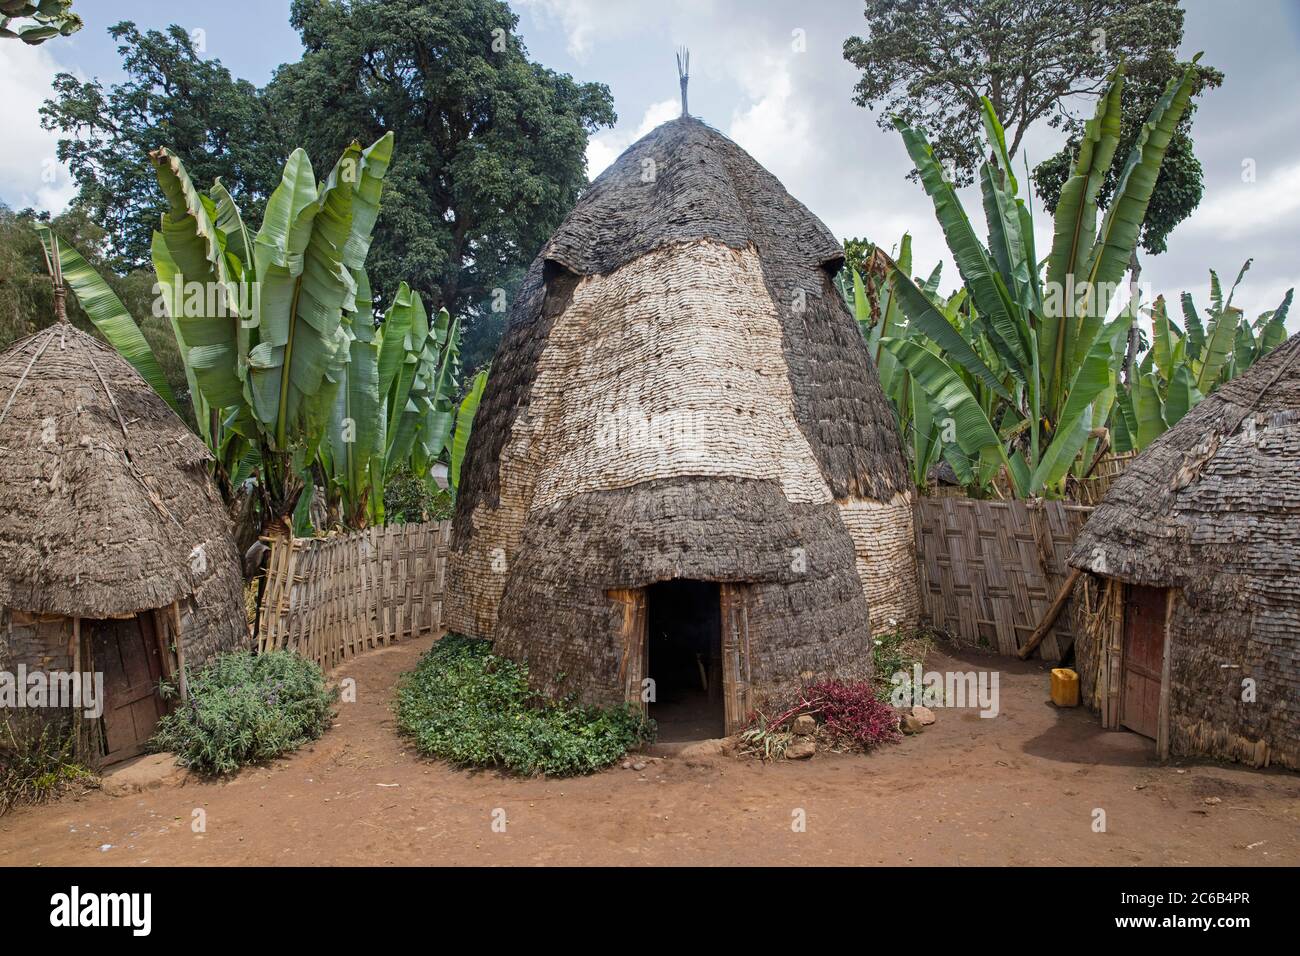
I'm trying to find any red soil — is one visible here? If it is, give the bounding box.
[2,635,1296,866]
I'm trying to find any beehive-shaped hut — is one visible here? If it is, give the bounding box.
[1069,334,1300,769]
[446,116,917,734]
[0,323,247,765]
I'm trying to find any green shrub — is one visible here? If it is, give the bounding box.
[0,713,95,816]
[151,650,336,775]
[394,634,654,776]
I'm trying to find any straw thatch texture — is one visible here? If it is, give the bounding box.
[1071,335,1300,768]
[258,522,450,672]
[916,497,1093,661]
[490,477,873,707]
[0,324,245,660]
[446,116,915,703]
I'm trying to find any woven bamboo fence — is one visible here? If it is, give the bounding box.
[914,497,1095,662]
[257,521,451,671]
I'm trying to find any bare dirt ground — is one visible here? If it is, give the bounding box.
[2,636,1297,866]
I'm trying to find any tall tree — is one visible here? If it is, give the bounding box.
[40,21,289,267]
[266,0,616,351]
[843,0,1185,185]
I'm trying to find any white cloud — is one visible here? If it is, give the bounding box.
[1183,161,1300,241]
[726,56,814,183]
[0,41,77,214]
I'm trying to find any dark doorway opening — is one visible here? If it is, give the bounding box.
[646,580,724,742]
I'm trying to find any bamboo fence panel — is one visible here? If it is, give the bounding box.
[257,521,451,671]
[914,497,1094,661]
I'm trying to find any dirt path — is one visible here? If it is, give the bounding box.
[2,637,1297,866]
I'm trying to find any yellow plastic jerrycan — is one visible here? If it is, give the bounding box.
[1050,668,1080,707]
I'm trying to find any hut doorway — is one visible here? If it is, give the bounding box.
[646,580,725,742]
[1119,585,1168,740]
[89,615,169,765]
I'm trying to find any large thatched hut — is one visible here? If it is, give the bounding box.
[1069,334,1300,769]
[0,323,247,765]
[446,116,917,736]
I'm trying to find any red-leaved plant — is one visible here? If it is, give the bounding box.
[754,679,901,752]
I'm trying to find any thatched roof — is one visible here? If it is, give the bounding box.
[1071,333,1300,586]
[0,324,237,618]
[455,116,909,529]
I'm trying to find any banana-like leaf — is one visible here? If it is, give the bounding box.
[1165,364,1203,426]
[36,226,181,415]
[1258,289,1293,355]
[1082,60,1200,304]
[1224,258,1251,311]
[1180,291,1205,362]
[1195,305,1240,391]
[1150,296,1176,381]
[1134,370,1168,449]
[210,179,253,279]
[894,117,1029,373]
[1031,315,1129,490]
[251,145,358,449]
[889,265,1013,402]
[1042,68,1124,404]
[151,148,246,411]
[451,368,489,492]
[881,337,1020,495]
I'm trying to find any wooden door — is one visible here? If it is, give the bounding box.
[91,615,167,764]
[719,583,753,735]
[610,588,648,715]
[1120,585,1167,740]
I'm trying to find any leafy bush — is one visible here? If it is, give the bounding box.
[394,634,654,776]
[151,650,336,775]
[803,679,901,751]
[0,713,95,816]
[383,464,454,524]
[744,678,901,759]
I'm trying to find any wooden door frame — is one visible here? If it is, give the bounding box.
[1114,583,1176,760]
[609,582,752,736]
[85,610,178,766]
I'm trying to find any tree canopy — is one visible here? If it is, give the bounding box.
[843,0,1188,185]
[40,21,288,269]
[39,1,616,370]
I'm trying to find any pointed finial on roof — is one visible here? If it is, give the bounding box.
[676,47,690,117]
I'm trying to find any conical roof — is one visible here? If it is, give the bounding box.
[457,116,908,525]
[1071,334,1300,586]
[0,323,238,618]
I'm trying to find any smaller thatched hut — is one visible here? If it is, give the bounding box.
[1069,334,1300,769]
[0,323,247,765]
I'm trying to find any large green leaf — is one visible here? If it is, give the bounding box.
[881,337,1020,495]
[1031,315,1129,490]
[1082,60,1200,303]
[451,368,489,492]
[889,265,1013,402]
[1165,364,1203,426]
[1134,370,1168,449]
[1041,67,1124,405]
[36,226,181,415]
[895,117,1029,373]
[1195,305,1240,391]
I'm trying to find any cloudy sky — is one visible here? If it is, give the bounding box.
[3,0,1298,328]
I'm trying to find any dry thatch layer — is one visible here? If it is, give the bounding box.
[1070,334,1300,768]
[446,116,916,704]
[0,324,244,633]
